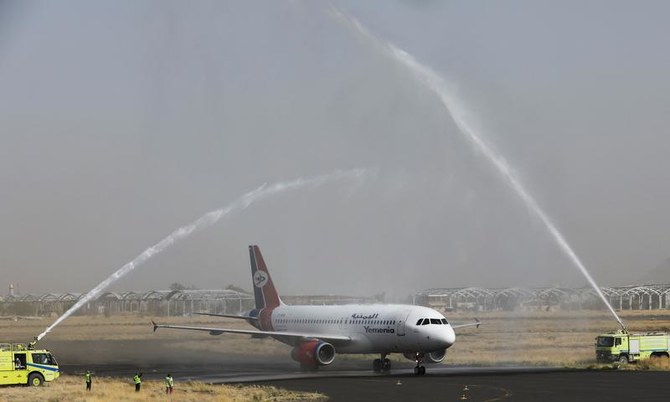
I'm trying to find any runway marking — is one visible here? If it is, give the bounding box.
[464,384,513,401]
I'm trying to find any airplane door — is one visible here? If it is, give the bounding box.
[396,310,411,336]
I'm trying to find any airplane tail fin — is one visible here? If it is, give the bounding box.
[249,245,283,310]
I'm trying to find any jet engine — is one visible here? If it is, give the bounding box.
[403,349,446,364]
[291,340,336,368]
[426,349,446,363]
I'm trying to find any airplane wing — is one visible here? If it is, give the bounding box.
[151,321,352,344]
[451,318,480,330]
[193,312,258,320]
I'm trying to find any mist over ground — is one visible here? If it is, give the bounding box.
[1,1,669,299]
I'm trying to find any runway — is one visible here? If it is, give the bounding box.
[261,370,670,401]
[61,358,670,402]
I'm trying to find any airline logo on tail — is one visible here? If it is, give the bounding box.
[253,271,268,288]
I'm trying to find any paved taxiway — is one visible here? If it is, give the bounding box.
[61,358,670,402]
[263,370,670,401]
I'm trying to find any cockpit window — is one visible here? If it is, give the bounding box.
[416,318,450,325]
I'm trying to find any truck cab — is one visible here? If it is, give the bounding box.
[595,333,628,363]
[0,343,60,386]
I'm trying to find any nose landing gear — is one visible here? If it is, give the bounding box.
[413,352,426,375]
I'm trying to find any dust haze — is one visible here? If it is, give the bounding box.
[2,0,670,300]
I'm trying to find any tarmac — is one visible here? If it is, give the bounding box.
[48,338,670,401]
[61,358,670,402]
[262,370,670,401]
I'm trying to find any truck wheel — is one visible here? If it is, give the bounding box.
[28,373,44,386]
[618,355,628,364]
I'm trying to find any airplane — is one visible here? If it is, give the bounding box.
[152,245,479,375]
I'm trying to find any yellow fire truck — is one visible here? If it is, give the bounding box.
[596,330,670,363]
[0,342,59,386]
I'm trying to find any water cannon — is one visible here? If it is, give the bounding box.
[28,336,38,350]
[618,321,628,334]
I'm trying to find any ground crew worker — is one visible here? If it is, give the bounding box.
[84,370,92,391]
[133,372,142,392]
[164,373,173,394]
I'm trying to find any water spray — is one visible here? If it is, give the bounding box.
[36,168,372,341]
[330,7,627,332]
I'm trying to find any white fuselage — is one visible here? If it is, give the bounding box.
[265,304,455,354]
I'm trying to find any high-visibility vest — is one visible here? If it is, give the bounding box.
[133,375,141,384]
[84,373,92,383]
[165,376,173,387]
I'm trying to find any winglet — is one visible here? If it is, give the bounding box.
[475,318,481,328]
[151,320,159,333]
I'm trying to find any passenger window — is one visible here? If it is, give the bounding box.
[615,338,622,346]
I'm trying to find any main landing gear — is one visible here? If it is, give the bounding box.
[372,353,391,372]
[413,352,426,375]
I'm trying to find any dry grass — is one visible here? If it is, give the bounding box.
[0,314,288,357]
[444,309,670,367]
[1,315,260,341]
[633,357,670,370]
[0,375,325,402]
[3,309,670,370]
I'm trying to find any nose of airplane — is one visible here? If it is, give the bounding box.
[443,325,456,347]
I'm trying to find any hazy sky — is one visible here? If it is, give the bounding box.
[2,0,669,298]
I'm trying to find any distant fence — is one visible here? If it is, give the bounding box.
[9,285,667,316]
[0,289,255,317]
[414,285,670,312]
[0,290,377,317]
